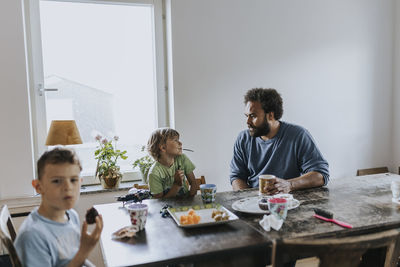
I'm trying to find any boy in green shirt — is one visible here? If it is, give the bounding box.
[147,128,197,198]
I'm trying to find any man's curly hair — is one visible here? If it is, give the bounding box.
[37,147,82,180]
[147,128,180,160]
[244,88,283,120]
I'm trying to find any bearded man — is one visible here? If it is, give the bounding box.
[230,88,329,194]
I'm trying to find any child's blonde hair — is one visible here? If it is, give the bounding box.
[147,128,180,160]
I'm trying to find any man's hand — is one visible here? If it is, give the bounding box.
[265,178,291,194]
[268,172,324,194]
[274,178,292,193]
[174,170,184,186]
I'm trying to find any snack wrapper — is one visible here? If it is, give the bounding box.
[112,225,138,239]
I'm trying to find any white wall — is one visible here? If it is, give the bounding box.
[393,1,400,173]
[0,0,396,194]
[0,0,397,264]
[171,0,395,192]
[0,0,35,198]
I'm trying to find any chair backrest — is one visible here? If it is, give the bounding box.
[134,177,206,192]
[0,205,21,267]
[0,205,16,242]
[272,229,400,267]
[194,176,206,191]
[133,183,149,190]
[357,167,389,176]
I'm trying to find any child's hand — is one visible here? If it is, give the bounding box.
[69,215,103,266]
[173,170,184,186]
[80,214,103,254]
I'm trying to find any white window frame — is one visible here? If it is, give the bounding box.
[23,0,169,184]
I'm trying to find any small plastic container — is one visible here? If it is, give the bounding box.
[268,198,288,220]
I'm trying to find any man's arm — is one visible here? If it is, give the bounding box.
[230,133,251,191]
[232,178,250,191]
[295,129,330,186]
[268,171,324,194]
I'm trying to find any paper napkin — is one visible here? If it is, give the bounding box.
[259,214,284,231]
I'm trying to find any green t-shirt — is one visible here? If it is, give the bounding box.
[148,154,196,196]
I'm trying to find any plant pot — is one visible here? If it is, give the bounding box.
[97,167,122,189]
[100,176,121,189]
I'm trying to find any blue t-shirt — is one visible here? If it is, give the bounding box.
[14,208,81,267]
[230,121,329,188]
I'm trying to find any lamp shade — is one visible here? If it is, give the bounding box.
[45,120,83,145]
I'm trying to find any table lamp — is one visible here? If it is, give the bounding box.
[45,120,83,146]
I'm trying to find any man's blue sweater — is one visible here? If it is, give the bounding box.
[230,121,329,188]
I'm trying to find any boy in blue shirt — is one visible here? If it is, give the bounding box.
[14,148,103,266]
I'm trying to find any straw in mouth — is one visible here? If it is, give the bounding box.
[182,148,194,152]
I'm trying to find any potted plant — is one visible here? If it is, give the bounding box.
[132,146,154,184]
[94,135,128,189]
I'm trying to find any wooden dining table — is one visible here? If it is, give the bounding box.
[95,198,270,267]
[95,173,400,267]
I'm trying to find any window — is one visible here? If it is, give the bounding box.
[25,0,168,184]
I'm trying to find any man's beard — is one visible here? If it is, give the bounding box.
[248,118,270,137]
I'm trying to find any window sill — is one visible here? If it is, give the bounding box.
[80,181,135,194]
[81,170,143,186]
[0,182,139,215]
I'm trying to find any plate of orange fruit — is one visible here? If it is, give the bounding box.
[168,203,238,228]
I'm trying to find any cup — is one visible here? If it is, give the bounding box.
[200,184,217,203]
[275,193,293,206]
[268,197,288,220]
[391,181,400,202]
[126,203,148,231]
[259,174,276,196]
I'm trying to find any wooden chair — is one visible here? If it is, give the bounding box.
[134,176,205,192]
[0,205,21,267]
[195,175,206,191]
[357,167,389,176]
[272,229,400,267]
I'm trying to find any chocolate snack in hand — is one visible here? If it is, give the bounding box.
[85,207,99,224]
